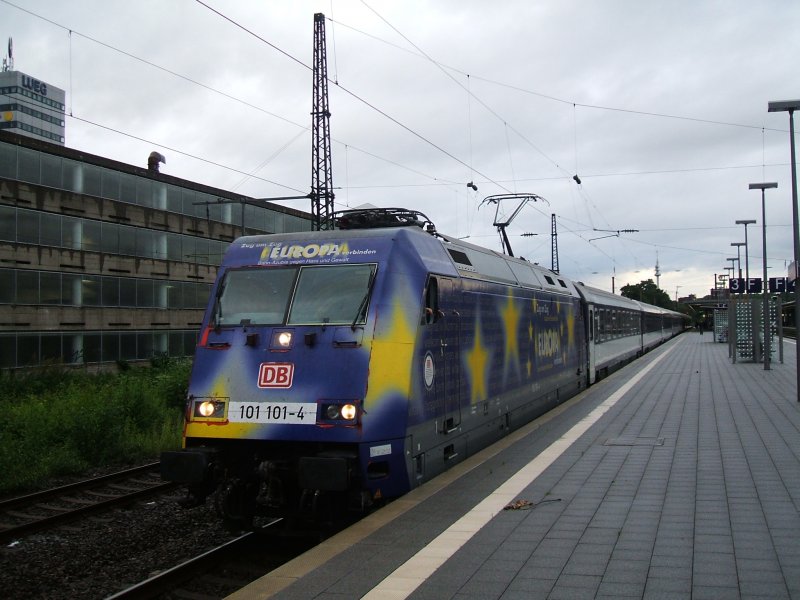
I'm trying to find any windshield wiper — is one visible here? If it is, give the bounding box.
[352,268,377,331]
[211,279,226,329]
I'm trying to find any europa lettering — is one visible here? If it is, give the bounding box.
[260,242,350,261]
[536,328,561,358]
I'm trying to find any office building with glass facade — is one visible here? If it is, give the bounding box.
[0,70,66,145]
[0,131,312,369]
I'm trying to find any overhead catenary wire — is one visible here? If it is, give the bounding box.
[195,0,509,193]
[357,0,617,256]
[361,0,567,178]
[504,122,517,194]
[0,0,458,192]
[334,161,791,190]
[228,129,308,193]
[467,74,474,188]
[69,114,307,194]
[351,0,767,277]
[329,15,789,135]
[3,0,787,291]
[5,0,785,193]
[322,10,796,292]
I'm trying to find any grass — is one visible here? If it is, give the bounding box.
[0,358,191,495]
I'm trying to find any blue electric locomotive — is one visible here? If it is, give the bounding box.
[161,208,684,523]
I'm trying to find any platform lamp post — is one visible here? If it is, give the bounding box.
[768,100,800,400]
[727,257,738,282]
[736,219,756,285]
[750,182,778,371]
[731,242,745,279]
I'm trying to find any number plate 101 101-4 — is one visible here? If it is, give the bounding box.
[228,402,316,424]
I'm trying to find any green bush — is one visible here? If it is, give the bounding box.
[0,360,191,495]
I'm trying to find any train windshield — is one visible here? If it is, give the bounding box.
[214,264,376,327]
[288,264,375,325]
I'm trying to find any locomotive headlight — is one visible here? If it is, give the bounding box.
[198,401,216,417]
[270,330,294,351]
[340,403,357,420]
[322,402,358,422]
[193,399,226,419]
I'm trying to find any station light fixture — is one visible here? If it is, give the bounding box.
[749,182,778,371]
[768,100,800,400]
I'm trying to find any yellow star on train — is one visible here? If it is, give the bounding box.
[500,292,521,381]
[364,299,415,410]
[566,305,576,347]
[465,316,490,404]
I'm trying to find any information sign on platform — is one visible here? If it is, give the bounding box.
[769,277,796,293]
[729,278,746,293]
[729,277,796,294]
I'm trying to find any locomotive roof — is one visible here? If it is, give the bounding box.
[574,281,687,318]
[437,233,580,298]
[572,282,643,310]
[228,226,581,297]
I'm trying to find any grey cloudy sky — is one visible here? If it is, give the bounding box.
[3,0,799,298]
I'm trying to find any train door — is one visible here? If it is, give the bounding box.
[587,303,597,384]
[639,311,644,355]
[575,300,586,386]
[421,276,461,434]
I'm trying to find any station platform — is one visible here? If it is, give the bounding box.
[229,332,800,600]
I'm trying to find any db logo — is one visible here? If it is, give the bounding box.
[257,363,294,388]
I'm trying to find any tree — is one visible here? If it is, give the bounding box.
[620,279,673,309]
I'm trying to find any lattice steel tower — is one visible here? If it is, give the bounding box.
[551,213,559,274]
[311,13,334,230]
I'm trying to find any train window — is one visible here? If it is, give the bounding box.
[215,267,297,326]
[423,276,439,325]
[288,264,376,326]
[597,309,604,341]
[508,261,542,288]
[544,275,555,285]
[460,248,516,283]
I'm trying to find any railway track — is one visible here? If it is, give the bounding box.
[107,518,319,600]
[0,462,177,543]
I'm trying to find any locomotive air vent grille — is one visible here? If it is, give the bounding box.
[448,249,472,266]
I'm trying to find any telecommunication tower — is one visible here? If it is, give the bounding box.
[655,252,662,289]
[311,13,334,230]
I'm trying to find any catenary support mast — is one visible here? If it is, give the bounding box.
[551,213,559,274]
[311,13,334,230]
